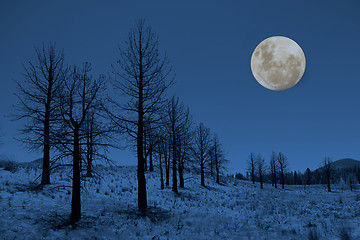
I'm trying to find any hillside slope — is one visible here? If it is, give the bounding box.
[331,158,360,170]
[0,165,359,239]
[315,158,360,172]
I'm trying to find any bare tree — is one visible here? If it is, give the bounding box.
[14,43,65,185]
[57,62,105,222]
[192,123,212,187]
[164,96,191,192]
[294,171,298,185]
[143,123,158,172]
[277,152,288,189]
[83,110,113,177]
[209,147,215,177]
[269,151,278,188]
[256,154,265,189]
[84,112,95,177]
[164,136,171,186]
[322,156,332,192]
[177,112,192,188]
[305,168,311,185]
[348,174,356,191]
[155,133,167,190]
[158,135,171,187]
[213,135,228,184]
[248,152,256,184]
[108,19,173,211]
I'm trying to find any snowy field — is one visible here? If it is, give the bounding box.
[0,165,359,239]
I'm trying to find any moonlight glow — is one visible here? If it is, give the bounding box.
[251,36,306,91]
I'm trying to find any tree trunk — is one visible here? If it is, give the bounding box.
[143,131,147,171]
[260,174,263,189]
[164,150,169,186]
[70,127,81,222]
[149,147,153,172]
[251,170,255,184]
[274,165,277,188]
[86,161,92,177]
[201,161,205,187]
[215,149,219,184]
[86,120,93,177]
[327,173,331,192]
[179,159,184,188]
[172,135,178,193]
[41,109,51,185]
[137,72,147,211]
[86,154,92,177]
[159,152,164,190]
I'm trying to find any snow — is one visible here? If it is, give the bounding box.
[0,166,359,239]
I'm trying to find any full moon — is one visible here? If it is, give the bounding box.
[251,36,306,91]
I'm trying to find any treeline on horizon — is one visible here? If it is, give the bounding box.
[10,19,229,223]
[231,152,359,192]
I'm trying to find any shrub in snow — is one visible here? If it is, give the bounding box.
[338,178,347,191]
[2,161,18,173]
[337,224,352,240]
[308,227,320,240]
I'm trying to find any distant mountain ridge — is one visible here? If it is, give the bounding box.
[315,158,360,172]
[330,158,360,170]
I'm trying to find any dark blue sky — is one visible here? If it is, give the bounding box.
[1,0,360,173]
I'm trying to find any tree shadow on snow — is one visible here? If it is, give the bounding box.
[117,206,172,223]
[46,213,100,230]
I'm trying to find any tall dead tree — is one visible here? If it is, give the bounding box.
[14,43,65,185]
[322,156,332,192]
[164,96,191,192]
[164,136,170,186]
[348,174,355,191]
[109,19,173,211]
[177,109,191,189]
[277,152,288,189]
[305,168,311,185]
[84,112,95,176]
[143,123,157,172]
[156,133,167,190]
[57,62,105,222]
[248,152,256,184]
[270,151,278,188]
[82,110,113,177]
[213,135,228,184]
[209,147,215,177]
[256,154,265,189]
[192,123,212,187]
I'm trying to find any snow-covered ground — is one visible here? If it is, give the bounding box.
[0,166,359,239]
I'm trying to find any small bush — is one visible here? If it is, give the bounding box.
[355,194,360,201]
[1,160,18,173]
[338,225,352,240]
[308,228,320,240]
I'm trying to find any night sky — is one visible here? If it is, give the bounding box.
[1,0,360,174]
